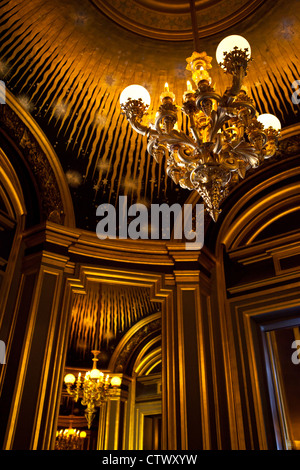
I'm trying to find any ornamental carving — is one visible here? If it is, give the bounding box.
[114,317,161,374]
[0,104,65,224]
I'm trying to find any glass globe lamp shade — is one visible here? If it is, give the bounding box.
[120,85,151,107]
[110,376,122,387]
[216,35,251,64]
[90,368,102,379]
[64,373,76,385]
[257,113,281,131]
[80,431,87,438]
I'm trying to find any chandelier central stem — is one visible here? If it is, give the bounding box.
[189,0,200,52]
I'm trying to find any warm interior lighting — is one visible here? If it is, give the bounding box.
[64,351,122,428]
[257,113,282,131]
[64,373,76,384]
[119,84,151,107]
[216,35,251,65]
[55,427,86,450]
[89,368,102,380]
[120,34,281,221]
[186,80,193,92]
[110,376,122,388]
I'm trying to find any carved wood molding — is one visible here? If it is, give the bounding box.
[0,92,75,227]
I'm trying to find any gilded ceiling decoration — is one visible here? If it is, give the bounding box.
[67,282,160,367]
[0,0,299,231]
[90,0,265,40]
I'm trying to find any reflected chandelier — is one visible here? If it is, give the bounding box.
[64,350,122,429]
[55,427,86,450]
[120,33,281,222]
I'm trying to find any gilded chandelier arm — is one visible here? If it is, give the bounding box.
[218,45,252,108]
[221,66,246,106]
[128,116,149,136]
[121,99,150,136]
[188,110,204,146]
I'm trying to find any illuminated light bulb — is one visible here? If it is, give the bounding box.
[80,431,87,438]
[110,376,122,387]
[120,84,151,107]
[257,113,281,131]
[160,82,175,102]
[90,368,101,379]
[216,35,251,64]
[64,373,76,385]
[186,80,193,92]
[183,80,195,102]
[198,66,208,81]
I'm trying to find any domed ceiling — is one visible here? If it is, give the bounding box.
[0,0,299,231]
[90,0,264,40]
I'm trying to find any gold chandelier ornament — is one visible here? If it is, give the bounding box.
[55,427,86,450]
[64,350,122,429]
[120,34,281,222]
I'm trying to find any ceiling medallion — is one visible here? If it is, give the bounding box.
[120,35,281,222]
[90,0,265,41]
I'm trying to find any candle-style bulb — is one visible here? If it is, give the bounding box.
[187,80,193,92]
[160,82,175,102]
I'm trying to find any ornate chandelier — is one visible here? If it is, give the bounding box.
[120,34,281,222]
[64,350,121,429]
[55,427,87,450]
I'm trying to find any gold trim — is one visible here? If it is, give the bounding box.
[30,265,67,449]
[226,288,300,448]
[236,194,300,247]
[109,313,161,373]
[90,0,265,41]
[266,331,291,448]
[4,266,43,449]
[217,169,300,251]
[134,401,162,450]
[0,148,26,220]
[206,295,222,448]
[0,150,27,394]
[215,255,246,449]
[174,273,211,450]
[134,339,161,377]
[4,89,75,228]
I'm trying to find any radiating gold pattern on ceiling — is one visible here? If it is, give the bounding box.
[68,282,160,363]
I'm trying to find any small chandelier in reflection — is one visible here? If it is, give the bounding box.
[120,35,281,222]
[55,427,87,450]
[64,350,122,429]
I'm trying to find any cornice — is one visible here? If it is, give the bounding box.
[21,221,216,276]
